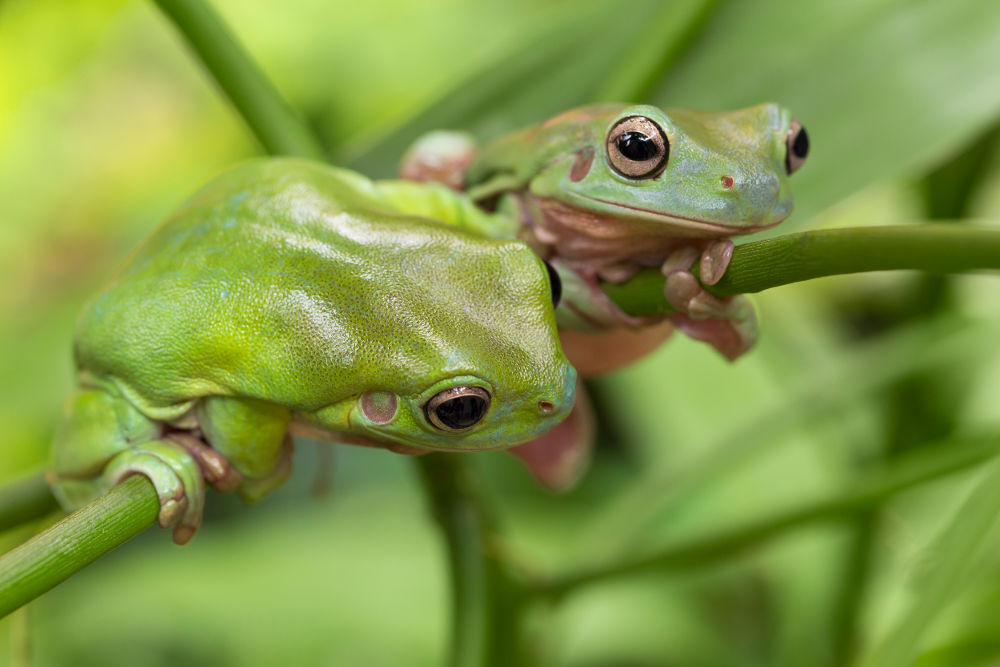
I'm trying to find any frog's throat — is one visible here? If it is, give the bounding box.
[575,195,786,235]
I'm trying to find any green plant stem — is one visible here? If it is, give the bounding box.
[0,476,159,619]
[0,472,59,533]
[416,455,491,667]
[153,0,326,160]
[604,224,1000,317]
[540,436,998,596]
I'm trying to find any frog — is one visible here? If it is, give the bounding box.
[400,102,807,488]
[48,158,576,544]
[401,102,809,364]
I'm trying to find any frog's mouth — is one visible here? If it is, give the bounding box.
[580,195,788,235]
[577,195,787,235]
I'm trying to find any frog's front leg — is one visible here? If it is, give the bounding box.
[103,440,206,544]
[661,239,758,361]
[196,396,293,503]
[49,388,210,544]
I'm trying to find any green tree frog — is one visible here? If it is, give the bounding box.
[49,158,576,543]
[402,103,809,363]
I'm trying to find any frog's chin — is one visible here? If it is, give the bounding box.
[573,194,786,236]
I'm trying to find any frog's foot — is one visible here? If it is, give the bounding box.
[237,435,294,503]
[102,440,205,545]
[662,249,758,361]
[399,131,478,190]
[168,433,243,493]
[507,380,594,491]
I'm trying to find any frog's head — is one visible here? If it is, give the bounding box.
[470,103,808,236]
[316,227,576,452]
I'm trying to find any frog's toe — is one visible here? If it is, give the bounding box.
[667,296,758,361]
[699,239,734,286]
[169,433,243,493]
[663,270,703,313]
[103,439,205,544]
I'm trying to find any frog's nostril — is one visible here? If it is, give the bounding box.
[538,400,555,414]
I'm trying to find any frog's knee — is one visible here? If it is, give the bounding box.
[103,440,205,545]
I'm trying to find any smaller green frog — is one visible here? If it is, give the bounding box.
[402,103,808,361]
[49,159,575,543]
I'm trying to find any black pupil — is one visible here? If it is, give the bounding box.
[435,395,488,429]
[617,131,657,161]
[792,128,809,159]
[544,261,562,307]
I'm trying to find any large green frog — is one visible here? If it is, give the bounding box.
[49,158,576,543]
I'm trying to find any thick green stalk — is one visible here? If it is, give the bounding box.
[0,472,59,533]
[0,476,159,618]
[604,224,1000,317]
[416,455,491,667]
[153,0,326,160]
[542,436,998,596]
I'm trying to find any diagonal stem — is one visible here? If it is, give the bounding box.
[153,0,326,160]
[0,476,159,619]
[0,472,59,533]
[539,436,999,596]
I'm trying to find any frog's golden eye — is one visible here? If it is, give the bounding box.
[425,386,491,432]
[543,261,562,307]
[786,118,809,174]
[606,115,669,179]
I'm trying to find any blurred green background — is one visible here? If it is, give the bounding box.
[3,0,1000,665]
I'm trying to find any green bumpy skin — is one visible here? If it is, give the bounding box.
[50,158,576,543]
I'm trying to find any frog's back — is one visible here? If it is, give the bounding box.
[75,159,559,421]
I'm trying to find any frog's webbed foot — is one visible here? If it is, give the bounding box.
[102,440,206,545]
[399,131,478,191]
[661,240,758,361]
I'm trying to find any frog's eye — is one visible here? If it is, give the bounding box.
[425,386,491,432]
[605,115,669,179]
[786,119,809,174]
[543,261,562,307]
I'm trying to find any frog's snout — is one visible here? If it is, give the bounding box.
[537,366,578,418]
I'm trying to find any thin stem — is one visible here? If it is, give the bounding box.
[153,0,326,160]
[604,224,1000,317]
[0,472,59,533]
[416,455,491,667]
[0,476,159,619]
[540,436,998,596]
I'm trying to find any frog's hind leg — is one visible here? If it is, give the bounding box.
[49,388,208,544]
[196,396,293,503]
